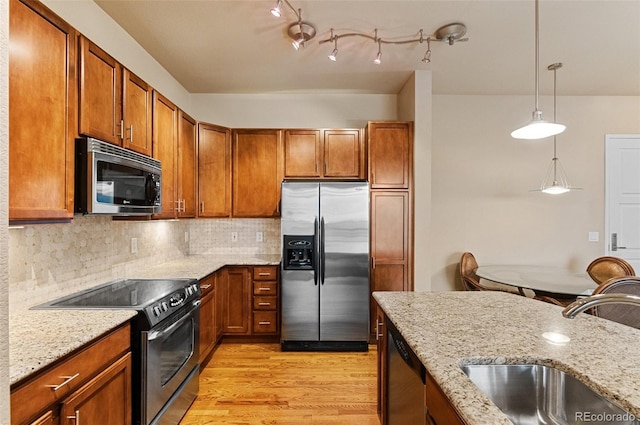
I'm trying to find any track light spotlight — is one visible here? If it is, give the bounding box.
[373,40,382,64]
[421,39,432,63]
[328,36,338,61]
[270,0,283,17]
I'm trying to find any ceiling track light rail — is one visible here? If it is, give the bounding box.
[318,23,467,64]
[269,1,467,63]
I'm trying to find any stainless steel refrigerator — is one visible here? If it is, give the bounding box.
[280,181,370,351]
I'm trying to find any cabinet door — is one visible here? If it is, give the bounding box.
[222,267,252,335]
[198,123,231,217]
[232,130,283,217]
[284,129,322,178]
[79,35,122,145]
[368,122,413,189]
[122,69,152,156]
[323,129,364,178]
[9,0,76,222]
[177,110,197,218]
[199,276,216,365]
[370,191,411,337]
[152,91,178,219]
[214,271,225,341]
[59,353,132,425]
[376,304,387,424]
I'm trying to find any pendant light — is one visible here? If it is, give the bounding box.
[534,63,581,194]
[511,0,566,140]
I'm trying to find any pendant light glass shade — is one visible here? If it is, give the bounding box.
[511,111,566,140]
[512,0,565,140]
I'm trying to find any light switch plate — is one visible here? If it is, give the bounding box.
[588,231,599,242]
[131,238,138,253]
[256,231,264,242]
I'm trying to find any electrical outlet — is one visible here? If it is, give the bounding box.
[256,231,264,242]
[131,238,138,254]
[231,231,238,242]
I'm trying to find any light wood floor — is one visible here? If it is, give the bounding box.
[180,343,380,425]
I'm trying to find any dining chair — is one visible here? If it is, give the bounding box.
[590,276,640,329]
[586,256,635,285]
[459,252,519,294]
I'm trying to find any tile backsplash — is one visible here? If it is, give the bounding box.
[9,216,280,310]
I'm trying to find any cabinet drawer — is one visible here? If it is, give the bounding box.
[11,323,131,425]
[199,273,216,297]
[253,281,277,296]
[253,266,278,281]
[253,296,277,311]
[253,311,278,334]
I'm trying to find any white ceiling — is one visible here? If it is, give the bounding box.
[93,0,640,96]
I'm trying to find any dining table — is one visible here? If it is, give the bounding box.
[475,264,597,298]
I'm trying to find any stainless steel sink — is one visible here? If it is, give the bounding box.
[461,364,639,425]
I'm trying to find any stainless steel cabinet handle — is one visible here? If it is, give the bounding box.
[258,272,271,276]
[200,201,205,213]
[126,124,133,141]
[67,410,80,425]
[258,321,271,325]
[117,120,124,140]
[46,373,80,391]
[200,284,212,290]
[376,320,384,340]
[258,302,271,306]
[258,287,271,292]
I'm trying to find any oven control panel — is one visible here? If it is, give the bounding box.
[144,281,200,327]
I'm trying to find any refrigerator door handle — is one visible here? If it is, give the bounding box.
[314,217,320,286]
[320,217,326,285]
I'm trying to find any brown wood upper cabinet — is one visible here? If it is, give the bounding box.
[198,123,232,217]
[9,0,77,222]
[368,121,413,189]
[284,129,364,179]
[177,110,197,218]
[152,92,196,219]
[79,35,152,156]
[232,129,284,218]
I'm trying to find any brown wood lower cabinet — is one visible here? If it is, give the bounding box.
[425,371,467,425]
[11,324,131,425]
[216,265,280,338]
[199,272,219,366]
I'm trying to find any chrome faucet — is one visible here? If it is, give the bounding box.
[562,293,640,318]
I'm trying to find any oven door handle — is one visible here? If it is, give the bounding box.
[147,300,200,342]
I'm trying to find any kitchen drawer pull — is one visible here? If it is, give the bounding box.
[200,284,212,290]
[258,321,271,325]
[258,287,271,291]
[258,302,271,306]
[258,272,271,276]
[46,373,80,391]
[67,410,80,425]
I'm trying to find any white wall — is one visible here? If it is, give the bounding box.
[1,0,10,422]
[398,71,432,291]
[430,94,640,291]
[191,93,397,129]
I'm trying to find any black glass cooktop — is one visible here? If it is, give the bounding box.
[35,278,196,309]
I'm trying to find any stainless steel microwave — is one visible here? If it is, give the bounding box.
[75,137,162,215]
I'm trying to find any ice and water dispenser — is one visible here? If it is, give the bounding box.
[283,235,314,270]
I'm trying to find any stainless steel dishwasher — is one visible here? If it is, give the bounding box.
[387,318,426,425]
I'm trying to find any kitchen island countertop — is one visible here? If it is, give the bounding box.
[373,290,640,425]
[10,254,281,386]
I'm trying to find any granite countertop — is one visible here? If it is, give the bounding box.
[373,291,640,425]
[10,254,281,386]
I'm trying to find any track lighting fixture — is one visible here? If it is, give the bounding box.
[373,39,382,65]
[269,0,316,50]
[318,23,467,65]
[421,38,432,63]
[270,0,283,17]
[269,1,468,63]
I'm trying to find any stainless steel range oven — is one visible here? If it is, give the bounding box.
[35,278,201,425]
